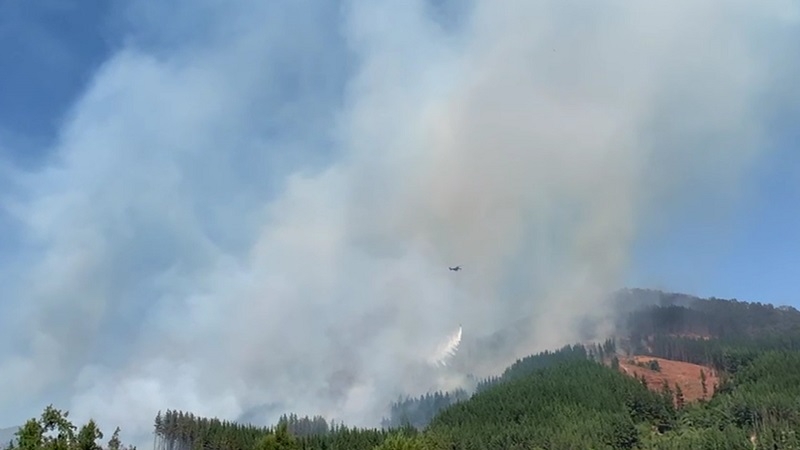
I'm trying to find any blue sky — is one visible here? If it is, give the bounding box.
[0,1,118,165]
[1,0,799,444]
[628,140,800,306]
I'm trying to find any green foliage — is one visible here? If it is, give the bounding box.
[16,419,44,450]
[381,390,470,430]
[75,421,103,450]
[640,424,752,450]
[622,291,800,375]
[254,423,298,450]
[643,350,800,449]
[153,409,395,450]
[371,433,428,450]
[383,344,589,430]
[427,359,675,448]
[7,407,132,450]
[700,369,708,398]
[476,343,589,391]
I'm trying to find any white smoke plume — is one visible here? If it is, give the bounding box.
[0,0,798,447]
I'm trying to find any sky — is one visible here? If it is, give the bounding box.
[1,0,799,446]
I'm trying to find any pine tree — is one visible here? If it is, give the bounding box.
[699,369,708,399]
[108,427,121,450]
[15,419,43,450]
[76,420,103,450]
[674,383,685,410]
[40,405,76,450]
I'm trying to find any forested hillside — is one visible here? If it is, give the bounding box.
[620,290,800,373]
[382,289,800,430]
[8,290,800,449]
[620,288,800,341]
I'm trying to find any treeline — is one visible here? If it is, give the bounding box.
[380,389,469,430]
[153,410,397,450]
[142,292,800,449]
[631,333,800,374]
[427,358,677,448]
[154,410,335,450]
[476,343,592,391]
[13,348,800,449]
[623,291,800,342]
[387,349,800,449]
[622,308,800,378]
[384,289,800,434]
[380,342,595,430]
[153,343,604,449]
[154,410,268,450]
[6,406,404,450]
[642,350,800,449]
[618,291,800,376]
[13,291,800,449]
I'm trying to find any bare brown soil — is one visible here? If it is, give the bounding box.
[617,355,718,403]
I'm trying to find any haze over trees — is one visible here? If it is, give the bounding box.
[7,290,800,449]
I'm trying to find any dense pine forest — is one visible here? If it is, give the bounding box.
[8,290,800,449]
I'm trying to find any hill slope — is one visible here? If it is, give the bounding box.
[427,358,675,449]
[385,290,800,429]
[10,290,800,450]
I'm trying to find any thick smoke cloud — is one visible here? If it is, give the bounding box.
[1,0,798,446]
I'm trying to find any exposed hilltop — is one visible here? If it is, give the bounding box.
[617,356,717,404]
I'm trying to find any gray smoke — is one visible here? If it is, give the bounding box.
[0,0,798,446]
